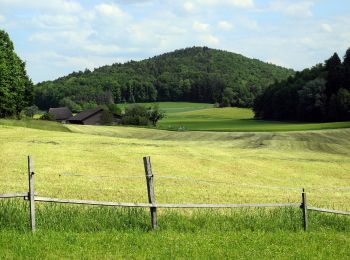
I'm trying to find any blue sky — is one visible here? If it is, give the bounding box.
[0,0,349,83]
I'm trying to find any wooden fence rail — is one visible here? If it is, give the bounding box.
[0,192,29,198]
[308,207,350,216]
[0,155,349,233]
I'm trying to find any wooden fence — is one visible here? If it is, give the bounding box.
[1,155,349,233]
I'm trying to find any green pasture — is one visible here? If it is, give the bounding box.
[119,102,213,113]
[120,102,350,131]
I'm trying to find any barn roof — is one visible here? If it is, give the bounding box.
[48,107,73,120]
[69,107,103,122]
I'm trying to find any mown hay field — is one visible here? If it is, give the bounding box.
[0,122,349,210]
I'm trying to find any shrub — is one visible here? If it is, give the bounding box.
[99,110,114,125]
[40,112,54,121]
[21,105,39,118]
[122,104,149,126]
[121,104,165,126]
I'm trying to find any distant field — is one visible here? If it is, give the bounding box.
[120,102,350,131]
[119,102,213,113]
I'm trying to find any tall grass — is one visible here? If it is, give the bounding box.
[1,200,349,233]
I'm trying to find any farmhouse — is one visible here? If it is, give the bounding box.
[68,107,105,125]
[48,107,73,123]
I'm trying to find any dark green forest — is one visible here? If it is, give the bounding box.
[0,30,33,118]
[254,48,350,122]
[34,47,294,111]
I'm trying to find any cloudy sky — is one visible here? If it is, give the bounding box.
[0,0,349,83]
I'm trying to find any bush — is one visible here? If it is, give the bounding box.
[40,112,54,121]
[122,104,150,126]
[21,105,39,118]
[99,110,114,125]
[148,104,165,126]
[107,103,122,116]
[121,104,165,126]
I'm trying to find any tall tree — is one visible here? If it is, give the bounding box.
[325,53,342,98]
[0,30,33,118]
[342,48,350,91]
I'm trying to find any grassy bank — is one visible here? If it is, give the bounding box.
[0,200,349,259]
[0,118,70,132]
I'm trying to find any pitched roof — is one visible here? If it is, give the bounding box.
[69,107,103,122]
[48,107,73,120]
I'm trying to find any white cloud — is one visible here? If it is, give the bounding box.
[0,0,82,13]
[95,3,128,19]
[269,1,314,17]
[32,15,79,29]
[200,34,220,45]
[84,44,121,55]
[183,2,195,12]
[239,17,260,31]
[0,14,5,22]
[29,30,95,47]
[218,20,233,30]
[228,0,254,8]
[181,0,254,10]
[321,23,332,33]
[193,21,209,32]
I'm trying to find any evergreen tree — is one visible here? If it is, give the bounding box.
[325,53,342,98]
[342,48,350,90]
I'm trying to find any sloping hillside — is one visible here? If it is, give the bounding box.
[35,47,294,111]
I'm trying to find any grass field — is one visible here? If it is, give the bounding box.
[1,201,350,259]
[0,103,349,258]
[120,102,350,131]
[1,124,350,208]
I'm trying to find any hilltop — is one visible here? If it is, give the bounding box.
[34,47,294,111]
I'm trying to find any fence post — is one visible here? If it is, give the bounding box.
[28,155,36,233]
[143,156,157,230]
[301,188,308,231]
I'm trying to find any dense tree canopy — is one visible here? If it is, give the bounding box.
[0,30,33,118]
[34,47,294,111]
[254,47,350,122]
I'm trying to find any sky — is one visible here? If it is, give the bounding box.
[0,0,349,83]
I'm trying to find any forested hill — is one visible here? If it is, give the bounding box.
[35,47,294,111]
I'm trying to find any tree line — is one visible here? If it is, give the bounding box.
[34,47,293,112]
[254,48,350,122]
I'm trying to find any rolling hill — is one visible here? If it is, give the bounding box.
[34,47,294,111]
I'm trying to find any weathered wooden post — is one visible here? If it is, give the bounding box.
[28,155,36,233]
[143,156,157,230]
[301,188,308,231]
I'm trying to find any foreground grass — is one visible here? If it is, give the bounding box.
[2,229,349,259]
[0,201,349,259]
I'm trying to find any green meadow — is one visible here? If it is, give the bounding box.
[121,102,350,131]
[0,103,349,258]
